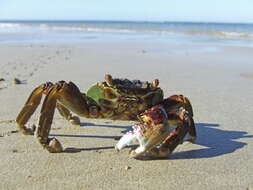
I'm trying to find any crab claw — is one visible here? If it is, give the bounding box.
[129,147,171,160]
[145,147,171,159]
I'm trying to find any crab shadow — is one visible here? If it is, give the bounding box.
[169,123,253,159]
[51,122,131,153]
[52,122,252,158]
[80,122,131,131]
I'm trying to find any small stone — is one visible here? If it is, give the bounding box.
[12,149,18,153]
[13,78,22,84]
[10,130,18,134]
[125,166,131,170]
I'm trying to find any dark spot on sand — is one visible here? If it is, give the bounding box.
[13,78,22,84]
[12,149,18,153]
[240,73,253,79]
[95,150,102,153]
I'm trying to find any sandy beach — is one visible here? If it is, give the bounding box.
[0,40,253,190]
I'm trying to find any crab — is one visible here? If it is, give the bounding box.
[16,74,196,158]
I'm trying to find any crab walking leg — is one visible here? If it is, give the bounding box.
[36,85,60,152]
[56,103,81,125]
[36,81,95,153]
[16,82,53,135]
[56,103,71,120]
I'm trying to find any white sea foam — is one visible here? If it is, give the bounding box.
[0,23,22,28]
[183,30,253,38]
[37,24,253,38]
[0,21,253,40]
[36,24,136,34]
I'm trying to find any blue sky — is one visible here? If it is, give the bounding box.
[0,0,253,23]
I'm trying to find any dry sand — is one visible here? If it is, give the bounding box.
[0,42,253,190]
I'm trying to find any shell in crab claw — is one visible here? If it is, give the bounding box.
[132,122,170,154]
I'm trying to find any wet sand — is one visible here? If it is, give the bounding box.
[0,43,253,190]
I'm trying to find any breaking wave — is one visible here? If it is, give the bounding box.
[0,23,22,28]
[183,30,253,38]
[0,21,253,39]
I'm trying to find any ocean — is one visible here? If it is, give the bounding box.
[0,20,253,47]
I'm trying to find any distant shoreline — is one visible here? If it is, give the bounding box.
[0,19,253,25]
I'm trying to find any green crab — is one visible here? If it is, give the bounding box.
[16,74,196,158]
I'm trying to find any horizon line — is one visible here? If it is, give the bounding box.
[0,19,253,25]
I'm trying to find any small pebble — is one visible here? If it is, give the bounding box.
[13,78,22,84]
[95,150,102,153]
[125,166,131,170]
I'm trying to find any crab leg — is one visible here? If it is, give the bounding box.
[16,81,84,136]
[56,103,81,125]
[16,82,53,135]
[36,81,99,153]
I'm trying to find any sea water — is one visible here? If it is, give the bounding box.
[0,20,252,49]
